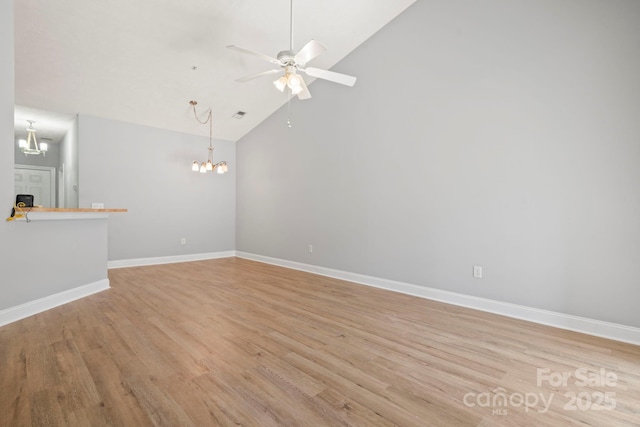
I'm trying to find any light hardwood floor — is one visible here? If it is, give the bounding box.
[1,257,639,426]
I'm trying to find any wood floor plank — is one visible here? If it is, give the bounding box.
[156,373,237,427]
[24,342,60,395]
[316,387,397,427]
[191,371,279,427]
[122,374,196,426]
[1,257,639,426]
[0,326,31,427]
[80,348,154,427]
[50,338,102,414]
[28,388,66,427]
[66,403,116,427]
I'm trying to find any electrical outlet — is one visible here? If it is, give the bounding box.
[473,265,483,279]
[308,244,313,253]
[181,237,186,245]
[91,202,104,209]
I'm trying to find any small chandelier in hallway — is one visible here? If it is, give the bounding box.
[19,120,48,157]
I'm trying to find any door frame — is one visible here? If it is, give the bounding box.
[15,164,57,208]
[58,165,65,208]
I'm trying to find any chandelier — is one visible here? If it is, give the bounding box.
[189,101,229,174]
[19,120,48,157]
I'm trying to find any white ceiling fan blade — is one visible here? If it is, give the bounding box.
[296,78,312,100]
[294,40,327,66]
[235,69,281,83]
[227,45,280,64]
[302,67,357,87]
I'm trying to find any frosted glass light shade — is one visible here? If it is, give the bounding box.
[287,74,302,89]
[274,76,287,92]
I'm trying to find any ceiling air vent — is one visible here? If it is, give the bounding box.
[232,111,246,119]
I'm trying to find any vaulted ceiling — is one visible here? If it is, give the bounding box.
[14,0,416,142]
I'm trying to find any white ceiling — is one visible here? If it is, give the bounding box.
[14,0,416,143]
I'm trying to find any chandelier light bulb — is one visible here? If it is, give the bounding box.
[192,161,199,171]
[206,160,214,171]
[199,162,207,173]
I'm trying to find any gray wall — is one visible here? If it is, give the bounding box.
[0,0,107,311]
[79,115,236,261]
[237,0,640,328]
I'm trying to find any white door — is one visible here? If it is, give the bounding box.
[14,166,55,208]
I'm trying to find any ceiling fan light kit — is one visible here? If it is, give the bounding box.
[227,0,357,100]
[189,101,229,175]
[272,65,308,96]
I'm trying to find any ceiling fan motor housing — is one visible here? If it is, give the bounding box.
[277,50,297,66]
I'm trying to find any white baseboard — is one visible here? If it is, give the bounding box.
[6,252,637,346]
[108,251,236,269]
[235,252,640,346]
[0,279,110,328]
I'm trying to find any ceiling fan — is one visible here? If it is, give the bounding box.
[227,0,357,100]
